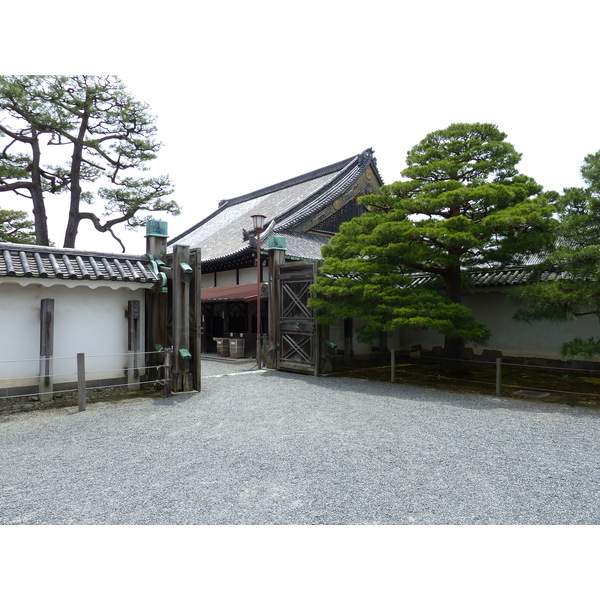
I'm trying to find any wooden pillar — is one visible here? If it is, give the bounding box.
[147,235,167,262]
[127,299,141,391]
[146,222,169,360]
[77,353,86,411]
[267,246,286,369]
[191,248,202,392]
[172,244,193,392]
[312,260,322,376]
[39,298,54,399]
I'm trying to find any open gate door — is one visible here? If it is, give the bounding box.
[277,261,320,375]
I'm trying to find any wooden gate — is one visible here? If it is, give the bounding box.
[277,261,320,374]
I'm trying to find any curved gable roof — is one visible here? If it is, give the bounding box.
[168,149,381,263]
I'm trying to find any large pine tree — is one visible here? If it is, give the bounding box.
[311,123,555,361]
[0,75,179,250]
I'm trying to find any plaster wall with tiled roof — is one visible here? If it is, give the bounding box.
[168,149,382,264]
[409,247,569,290]
[0,241,159,289]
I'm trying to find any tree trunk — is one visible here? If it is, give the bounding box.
[63,143,82,247]
[443,264,465,368]
[63,105,89,248]
[30,128,50,246]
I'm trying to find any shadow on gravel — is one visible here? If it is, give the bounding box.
[152,392,198,408]
[258,369,593,416]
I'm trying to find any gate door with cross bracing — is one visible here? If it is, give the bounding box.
[277,261,320,374]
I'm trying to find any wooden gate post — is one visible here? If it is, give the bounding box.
[172,244,193,392]
[191,248,202,391]
[39,298,54,400]
[145,221,169,367]
[268,244,286,369]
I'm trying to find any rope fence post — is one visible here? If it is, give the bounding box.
[77,353,86,411]
[496,357,502,397]
[391,348,396,383]
[164,347,172,398]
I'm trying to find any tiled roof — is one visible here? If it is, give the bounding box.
[272,149,379,231]
[168,149,382,263]
[281,233,329,261]
[410,266,567,289]
[0,242,159,284]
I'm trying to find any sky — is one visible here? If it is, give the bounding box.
[4,0,600,255]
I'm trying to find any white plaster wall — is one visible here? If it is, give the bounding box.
[201,273,214,288]
[465,290,598,360]
[216,270,236,286]
[394,288,599,362]
[239,267,255,285]
[0,282,147,388]
[0,284,40,385]
[213,267,269,287]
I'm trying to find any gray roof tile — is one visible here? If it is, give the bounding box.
[0,242,159,284]
[410,266,568,289]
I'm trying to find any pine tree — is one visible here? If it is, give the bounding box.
[513,150,600,357]
[311,123,555,361]
[0,75,180,250]
[0,208,35,243]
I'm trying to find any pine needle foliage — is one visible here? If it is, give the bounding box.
[311,123,556,359]
[513,150,600,358]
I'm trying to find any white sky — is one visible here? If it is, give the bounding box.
[4,0,600,255]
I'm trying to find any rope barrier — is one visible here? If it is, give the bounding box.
[1,380,167,401]
[83,351,164,359]
[0,373,76,383]
[0,388,79,401]
[404,351,600,375]
[387,357,600,400]
[0,356,76,364]
[397,353,600,375]
[84,380,163,392]
[0,350,163,365]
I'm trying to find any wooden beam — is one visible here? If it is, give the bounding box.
[39,298,54,399]
[127,299,141,391]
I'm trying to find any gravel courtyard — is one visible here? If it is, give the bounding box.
[1,358,598,525]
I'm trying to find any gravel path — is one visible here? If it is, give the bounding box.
[1,357,598,525]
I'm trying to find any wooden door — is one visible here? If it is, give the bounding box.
[277,261,319,374]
